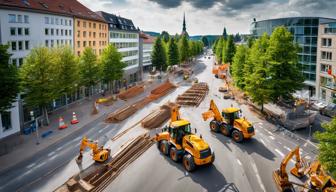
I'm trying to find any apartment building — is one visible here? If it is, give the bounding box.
[316,22,336,103]
[97,11,140,85]
[139,32,155,72]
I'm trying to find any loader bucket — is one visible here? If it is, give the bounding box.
[202,111,215,121]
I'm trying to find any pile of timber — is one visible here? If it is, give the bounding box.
[176,82,209,107]
[118,85,144,100]
[55,134,154,192]
[141,102,178,129]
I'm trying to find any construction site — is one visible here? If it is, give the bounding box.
[2,51,334,192]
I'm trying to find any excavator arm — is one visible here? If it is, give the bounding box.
[202,99,223,122]
[77,136,107,164]
[171,106,181,122]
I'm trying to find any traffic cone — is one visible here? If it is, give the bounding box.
[71,112,79,124]
[59,116,68,129]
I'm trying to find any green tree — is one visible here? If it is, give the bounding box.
[216,37,224,64]
[168,37,179,66]
[266,26,304,100]
[212,38,219,53]
[19,47,58,124]
[247,36,255,48]
[315,118,336,178]
[223,27,228,40]
[160,31,170,43]
[54,46,79,105]
[223,35,236,64]
[0,44,19,113]
[100,44,126,92]
[152,37,167,71]
[201,36,209,47]
[179,34,190,64]
[79,47,99,96]
[232,45,248,89]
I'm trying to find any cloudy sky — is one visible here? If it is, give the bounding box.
[79,0,336,35]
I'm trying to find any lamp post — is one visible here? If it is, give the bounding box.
[30,111,40,145]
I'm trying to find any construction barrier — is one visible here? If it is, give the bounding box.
[59,117,68,129]
[71,112,79,124]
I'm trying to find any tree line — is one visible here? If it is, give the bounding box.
[0,44,125,124]
[212,27,236,65]
[151,32,204,71]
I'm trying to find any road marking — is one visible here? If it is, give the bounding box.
[103,125,109,129]
[305,156,311,160]
[47,151,55,157]
[34,161,47,169]
[99,129,103,133]
[26,163,36,169]
[251,162,266,192]
[237,159,242,166]
[266,130,274,136]
[269,136,275,140]
[275,149,285,157]
[56,146,63,151]
[304,142,308,147]
[284,146,292,151]
[278,141,282,145]
[49,155,57,160]
[259,138,266,146]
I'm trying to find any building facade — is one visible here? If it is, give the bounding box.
[139,32,155,72]
[251,17,336,95]
[97,11,140,85]
[316,22,336,103]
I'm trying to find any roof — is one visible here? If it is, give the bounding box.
[170,119,190,128]
[0,0,106,22]
[222,107,240,114]
[140,32,155,43]
[252,16,336,24]
[96,11,138,31]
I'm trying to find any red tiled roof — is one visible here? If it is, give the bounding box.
[140,32,155,44]
[0,0,106,22]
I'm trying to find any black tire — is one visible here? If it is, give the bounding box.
[160,140,169,156]
[231,130,243,143]
[183,154,196,172]
[210,152,215,164]
[170,147,179,162]
[210,120,219,132]
[220,123,230,136]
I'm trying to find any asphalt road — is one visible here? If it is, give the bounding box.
[0,51,320,192]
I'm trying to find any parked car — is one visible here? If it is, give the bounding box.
[311,101,327,111]
[320,103,336,117]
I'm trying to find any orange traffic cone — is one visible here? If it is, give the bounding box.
[59,117,68,129]
[71,112,79,124]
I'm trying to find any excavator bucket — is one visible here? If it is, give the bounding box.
[202,111,215,121]
[272,170,294,192]
[290,159,309,178]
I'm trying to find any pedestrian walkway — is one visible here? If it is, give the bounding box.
[0,79,164,173]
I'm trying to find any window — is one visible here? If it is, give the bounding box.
[55,18,59,25]
[61,29,64,36]
[93,32,96,38]
[77,41,80,48]
[321,63,331,73]
[69,30,72,36]
[1,111,12,131]
[77,30,80,37]
[25,41,29,50]
[83,31,86,37]
[65,19,68,26]
[89,22,91,28]
[11,41,17,51]
[83,21,86,28]
[77,51,80,56]
[321,51,332,60]
[69,20,72,26]
[9,14,16,23]
[10,27,16,35]
[24,15,29,23]
[24,28,29,35]
[51,28,54,36]
[83,41,86,47]
[12,58,17,66]
[322,38,332,47]
[51,40,54,47]
[89,41,91,46]
[89,31,91,37]
[93,41,96,46]
[93,23,96,28]
[321,89,326,100]
[45,28,49,35]
[17,15,22,23]
[45,40,48,47]
[65,29,67,36]
[17,28,22,35]
[61,19,63,25]
[51,17,54,24]
[56,29,59,35]
[19,58,23,66]
[77,20,80,27]
[56,39,59,45]
[18,41,23,50]
[45,17,49,24]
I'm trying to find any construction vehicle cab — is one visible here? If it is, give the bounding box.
[272,146,308,192]
[202,99,254,142]
[156,106,215,172]
[307,161,336,191]
[76,137,111,164]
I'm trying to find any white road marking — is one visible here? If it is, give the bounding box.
[34,161,47,169]
[103,125,109,129]
[99,129,103,133]
[49,155,57,160]
[269,136,275,140]
[251,162,266,192]
[47,151,55,157]
[56,146,63,151]
[259,138,266,146]
[237,159,242,166]
[266,130,274,136]
[278,141,282,145]
[284,146,292,151]
[275,149,285,157]
[305,156,311,160]
[26,163,36,169]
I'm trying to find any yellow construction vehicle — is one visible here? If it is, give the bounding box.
[306,161,336,192]
[202,99,254,142]
[273,146,308,192]
[76,136,111,164]
[156,106,215,172]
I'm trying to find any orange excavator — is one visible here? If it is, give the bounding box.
[76,136,110,164]
[212,64,229,79]
[306,161,336,192]
[273,146,309,192]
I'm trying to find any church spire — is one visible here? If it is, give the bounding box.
[182,12,186,32]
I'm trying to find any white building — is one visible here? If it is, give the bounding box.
[0,3,73,140]
[316,22,336,104]
[140,32,155,72]
[97,11,140,85]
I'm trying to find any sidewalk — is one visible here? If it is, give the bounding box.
[0,79,163,173]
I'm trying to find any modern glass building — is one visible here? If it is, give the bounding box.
[251,17,336,93]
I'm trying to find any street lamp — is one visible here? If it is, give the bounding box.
[30,110,40,145]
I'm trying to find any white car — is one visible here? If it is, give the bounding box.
[311,102,327,111]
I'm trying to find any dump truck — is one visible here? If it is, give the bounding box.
[156,106,215,172]
[202,99,254,142]
[76,136,110,164]
[212,64,228,79]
